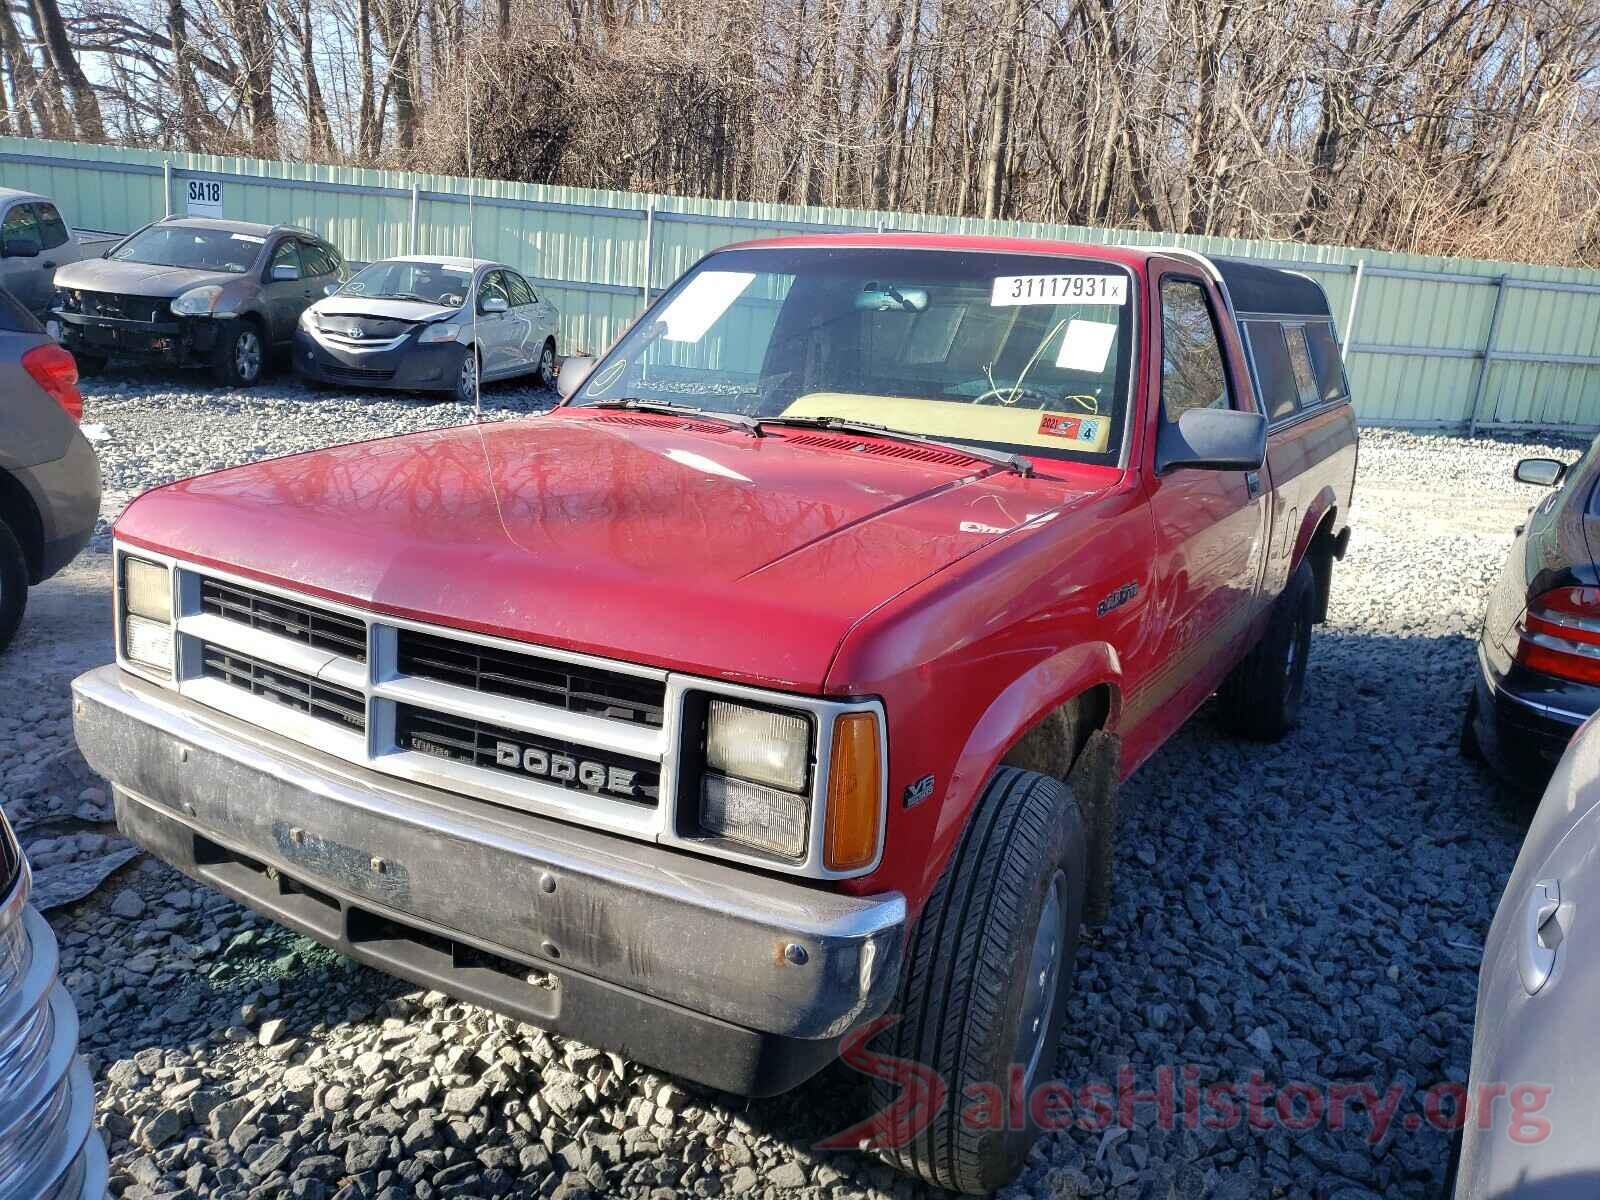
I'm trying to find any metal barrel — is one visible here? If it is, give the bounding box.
[0,809,108,1200]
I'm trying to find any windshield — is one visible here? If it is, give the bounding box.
[109,226,264,273]
[570,247,1134,461]
[338,260,473,307]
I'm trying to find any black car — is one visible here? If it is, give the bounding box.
[1466,440,1600,789]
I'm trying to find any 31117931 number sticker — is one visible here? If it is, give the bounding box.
[991,274,1127,307]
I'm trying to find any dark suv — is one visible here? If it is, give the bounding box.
[51,217,345,386]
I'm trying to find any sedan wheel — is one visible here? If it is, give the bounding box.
[454,349,480,405]
[539,343,556,389]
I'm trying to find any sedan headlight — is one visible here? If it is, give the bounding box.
[120,555,173,676]
[171,286,223,316]
[417,323,459,344]
[299,307,321,333]
[700,700,812,858]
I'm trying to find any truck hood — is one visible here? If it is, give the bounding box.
[313,296,458,323]
[114,411,1106,691]
[54,257,247,298]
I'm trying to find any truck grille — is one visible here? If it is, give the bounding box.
[165,562,673,834]
[201,645,366,732]
[397,629,664,727]
[396,706,659,806]
[201,577,368,661]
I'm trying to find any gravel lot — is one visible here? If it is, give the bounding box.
[1,370,1586,1200]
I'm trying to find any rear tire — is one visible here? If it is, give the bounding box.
[1218,558,1315,741]
[872,766,1086,1194]
[210,321,266,387]
[0,518,31,654]
[538,339,557,389]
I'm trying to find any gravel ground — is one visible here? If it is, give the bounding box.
[1,376,1589,1200]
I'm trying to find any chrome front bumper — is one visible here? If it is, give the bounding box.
[0,825,108,1200]
[72,665,905,1093]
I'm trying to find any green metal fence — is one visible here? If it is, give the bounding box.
[7,134,1600,431]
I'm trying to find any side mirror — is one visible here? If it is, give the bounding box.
[3,234,41,259]
[271,263,299,282]
[480,296,509,314]
[556,355,595,399]
[323,282,340,296]
[1156,407,1267,474]
[1514,458,1566,488]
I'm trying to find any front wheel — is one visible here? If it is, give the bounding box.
[452,346,481,405]
[211,322,266,387]
[871,766,1086,1194]
[1218,558,1315,740]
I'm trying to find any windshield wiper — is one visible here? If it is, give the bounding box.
[754,414,1034,476]
[588,397,762,435]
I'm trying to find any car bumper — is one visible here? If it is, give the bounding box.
[53,309,222,365]
[0,838,109,1200]
[1472,642,1594,789]
[292,328,459,391]
[70,665,905,1096]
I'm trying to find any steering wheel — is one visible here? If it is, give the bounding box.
[972,385,1056,408]
[441,292,463,308]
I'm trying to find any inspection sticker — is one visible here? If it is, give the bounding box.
[1038,413,1103,443]
[992,274,1126,306]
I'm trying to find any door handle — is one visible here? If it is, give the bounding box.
[1519,878,1564,995]
[1245,471,1262,498]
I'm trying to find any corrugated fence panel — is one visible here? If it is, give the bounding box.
[11,134,1600,429]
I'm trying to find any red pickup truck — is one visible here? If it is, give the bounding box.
[72,235,1355,1192]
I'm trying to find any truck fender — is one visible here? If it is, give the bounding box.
[926,642,1121,901]
[1291,487,1340,568]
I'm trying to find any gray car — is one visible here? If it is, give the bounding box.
[1452,708,1600,1197]
[52,216,345,386]
[293,256,559,402]
[0,187,119,321]
[0,288,100,653]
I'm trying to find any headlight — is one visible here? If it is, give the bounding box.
[171,286,223,316]
[706,700,810,790]
[417,323,459,344]
[699,700,813,858]
[55,288,79,313]
[121,555,173,676]
[299,308,321,333]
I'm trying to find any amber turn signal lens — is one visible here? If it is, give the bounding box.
[825,712,882,871]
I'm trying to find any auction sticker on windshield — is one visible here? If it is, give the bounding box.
[991,274,1126,306]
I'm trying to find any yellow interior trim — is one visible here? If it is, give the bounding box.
[781,392,1113,453]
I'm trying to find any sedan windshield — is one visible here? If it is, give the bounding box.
[569,247,1134,462]
[339,260,473,307]
[109,226,264,273]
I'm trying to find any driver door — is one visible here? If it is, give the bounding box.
[261,238,310,343]
[474,270,513,376]
[1142,271,1271,736]
[0,203,48,316]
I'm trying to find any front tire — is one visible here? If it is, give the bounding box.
[0,517,31,654]
[872,767,1087,1194]
[1218,558,1316,740]
[211,321,266,387]
[452,345,481,405]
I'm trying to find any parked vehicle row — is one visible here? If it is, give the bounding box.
[72,234,1357,1193]
[0,188,561,399]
